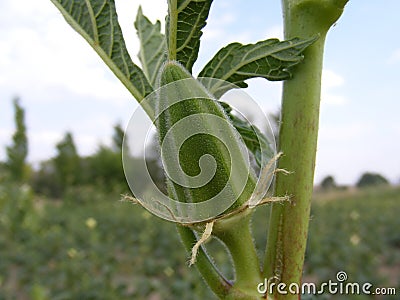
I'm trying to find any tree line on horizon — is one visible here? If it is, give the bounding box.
[0,98,392,199]
[0,98,165,198]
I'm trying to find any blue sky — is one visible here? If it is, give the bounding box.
[0,0,399,185]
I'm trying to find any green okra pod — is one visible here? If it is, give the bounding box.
[155,61,256,215]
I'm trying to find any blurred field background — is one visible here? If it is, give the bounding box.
[1,100,399,299]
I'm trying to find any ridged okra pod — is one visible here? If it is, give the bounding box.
[155,61,256,216]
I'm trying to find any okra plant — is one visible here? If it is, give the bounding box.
[51,0,348,299]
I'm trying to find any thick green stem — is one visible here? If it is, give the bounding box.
[214,213,262,297]
[179,212,263,299]
[167,0,177,60]
[264,35,326,299]
[264,1,347,299]
[177,226,232,298]
[178,212,262,300]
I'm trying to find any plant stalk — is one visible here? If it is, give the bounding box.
[177,225,232,298]
[214,213,262,297]
[179,212,263,299]
[264,1,347,299]
[167,0,177,60]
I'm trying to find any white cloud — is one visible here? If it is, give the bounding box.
[114,0,167,63]
[264,25,283,40]
[388,48,400,64]
[26,130,62,163]
[75,134,106,156]
[321,69,346,105]
[31,131,63,146]
[202,12,237,42]
[0,128,11,139]
[315,122,373,185]
[0,129,12,160]
[322,69,344,89]
[319,122,368,142]
[216,0,234,9]
[28,129,109,163]
[0,0,168,107]
[215,12,236,26]
[202,28,224,41]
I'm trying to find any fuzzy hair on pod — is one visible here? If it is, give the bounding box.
[155,61,256,214]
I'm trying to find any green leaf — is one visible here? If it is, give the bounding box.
[50,0,153,103]
[219,101,274,168]
[166,0,213,72]
[134,6,167,87]
[199,37,317,97]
